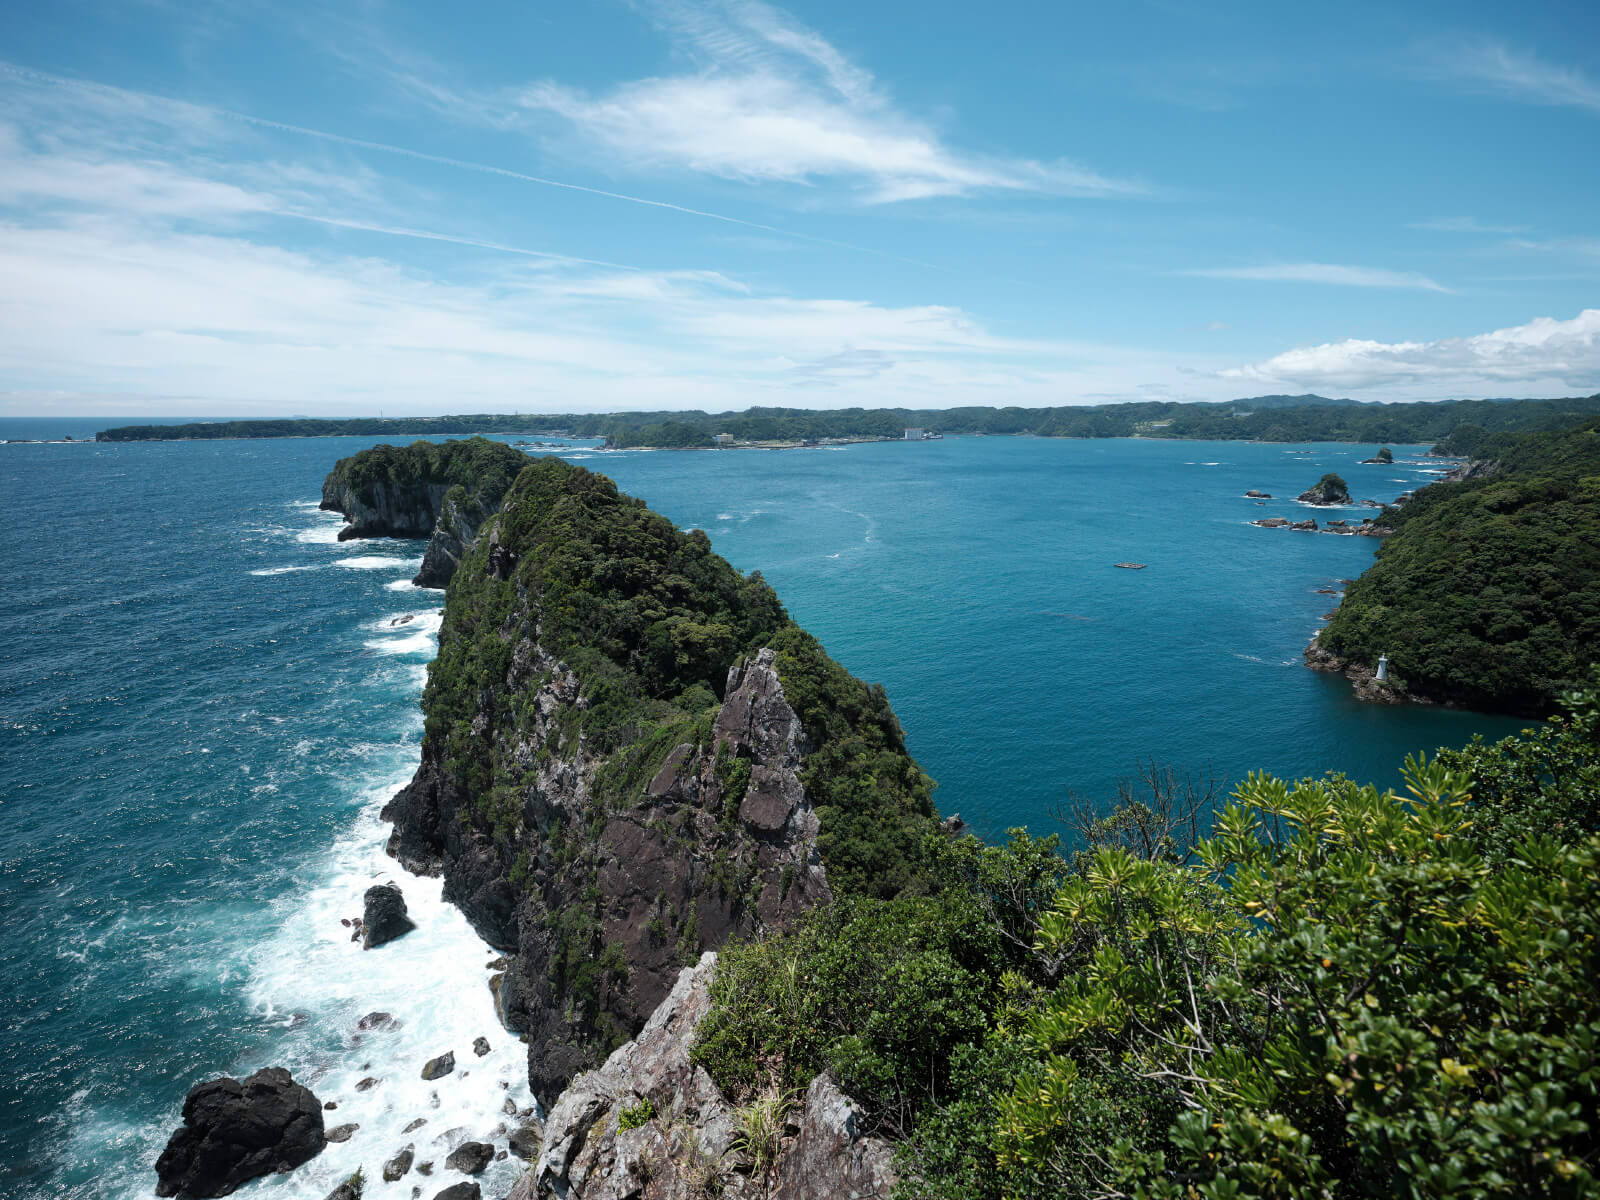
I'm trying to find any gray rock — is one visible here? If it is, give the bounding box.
[420,1052,455,1081]
[444,1142,494,1175]
[323,1175,363,1200]
[355,1077,380,1092]
[325,1123,359,1143]
[472,1037,490,1057]
[404,1117,428,1133]
[357,1011,399,1031]
[383,1145,415,1181]
[432,1184,481,1200]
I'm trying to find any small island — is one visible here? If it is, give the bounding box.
[1361,446,1394,464]
[1296,472,1352,505]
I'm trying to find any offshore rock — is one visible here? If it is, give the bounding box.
[154,1067,325,1198]
[445,1141,495,1174]
[421,1052,456,1081]
[521,953,896,1200]
[1296,474,1352,505]
[362,883,416,949]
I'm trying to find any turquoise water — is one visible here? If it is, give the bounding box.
[0,424,1525,1199]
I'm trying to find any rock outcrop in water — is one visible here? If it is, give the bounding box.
[1296,473,1352,505]
[320,438,528,588]
[508,952,896,1200]
[154,1067,325,1197]
[382,456,935,1107]
[361,882,415,948]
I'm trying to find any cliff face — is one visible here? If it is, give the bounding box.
[381,457,930,1106]
[319,437,528,587]
[509,953,896,1200]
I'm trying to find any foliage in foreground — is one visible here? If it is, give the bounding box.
[695,700,1600,1199]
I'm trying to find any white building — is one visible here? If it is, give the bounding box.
[904,427,924,441]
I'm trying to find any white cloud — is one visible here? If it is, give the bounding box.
[1410,216,1530,234]
[1182,263,1450,292]
[514,1,1142,203]
[1221,310,1600,391]
[1426,39,1600,113]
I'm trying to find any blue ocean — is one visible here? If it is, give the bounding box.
[0,422,1525,1199]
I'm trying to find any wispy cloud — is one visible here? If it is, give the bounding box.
[1220,309,1600,391]
[1423,38,1600,113]
[1410,216,1531,235]
[513,0,1144,203]
[1181,263,1450,292]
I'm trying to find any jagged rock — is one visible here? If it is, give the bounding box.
[326,1123,359,1143]
[383,1145,416,1181]
[362,883,416,949]
[526,952,897,1200]
[421,1053,455,1081]
[1289,519,1318,531]
[1244,488,1272,498]
[154,1067,325,1198]
[444,1142,494,1174]
[417,1161,433,1175]
[323,1175,363,1200]
[404,1118,428,1133]
[432,1184,480,1200]
[357,1011,399,1032]
[1252,517,1290,528]
[355,1077,380,1092]
[324,1102,338,1111]
[387,644,831,1105]
[772,1076,897,1200]
[472,1037,490,1057]
[1445,457,1500,483]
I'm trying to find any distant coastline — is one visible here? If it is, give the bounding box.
[93,392,1600,448]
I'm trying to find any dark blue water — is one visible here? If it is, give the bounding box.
[0,424,1524,1198]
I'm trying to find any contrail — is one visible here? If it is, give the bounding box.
[1,61,937,268]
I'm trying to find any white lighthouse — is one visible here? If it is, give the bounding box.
[1376,653,1390,682]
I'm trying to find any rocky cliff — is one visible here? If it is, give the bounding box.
[320,437,529,587]
[508,953,895,1200]
[382,456,935,1106]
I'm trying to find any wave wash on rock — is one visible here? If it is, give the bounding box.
[327,451,940,1105]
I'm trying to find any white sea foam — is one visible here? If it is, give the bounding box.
[364,611,444,656]
[229,783,537,1200]
[337,556,421,571]
[295,517,348,545]
[385,579,421,592]
[250,565,322,576]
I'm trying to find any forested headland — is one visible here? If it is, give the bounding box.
[98,392,1600,447]
[1316,416,1600,714]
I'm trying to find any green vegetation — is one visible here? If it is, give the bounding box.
[694,698,1600,1199]
[323,436,527,512]
[1320,417,1600,713]
[423,455,938,891]
[100,392,1600,447]
[617,1097,657,1131]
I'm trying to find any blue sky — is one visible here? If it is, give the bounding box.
[1,0,1597,415]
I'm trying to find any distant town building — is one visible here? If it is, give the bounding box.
[904,428,924,440]
[714,432,735,446]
